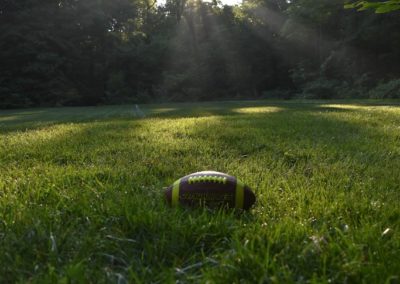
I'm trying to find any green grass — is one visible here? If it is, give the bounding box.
[0,100,399,283]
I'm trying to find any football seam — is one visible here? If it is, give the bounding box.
[188,175,227,184]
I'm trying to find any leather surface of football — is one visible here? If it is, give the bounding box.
[165,171,256,210]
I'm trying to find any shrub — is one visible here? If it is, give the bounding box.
[300,78,342,99]
[335,73,372,99]
[368,79,400,99]
[0,90,33,109]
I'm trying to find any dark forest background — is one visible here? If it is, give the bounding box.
[0,0,399,108]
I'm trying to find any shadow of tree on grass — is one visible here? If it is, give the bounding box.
[0,101,399,282]
[0,100,360,134]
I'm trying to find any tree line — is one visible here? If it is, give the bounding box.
[0,0,399,108]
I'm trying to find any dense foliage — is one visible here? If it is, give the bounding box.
[345,0,400,13]
[1,0,399,107]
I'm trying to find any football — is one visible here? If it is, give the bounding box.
[165,171,256,210]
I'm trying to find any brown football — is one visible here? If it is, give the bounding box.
[165,171,256,210]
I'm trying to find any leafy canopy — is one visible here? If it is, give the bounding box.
[345,0,400,13]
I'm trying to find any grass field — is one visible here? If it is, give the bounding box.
[0,100,399,283]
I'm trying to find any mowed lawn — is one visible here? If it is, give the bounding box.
[0,101,399,283]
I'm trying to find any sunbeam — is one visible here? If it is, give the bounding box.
[238,2,364,84]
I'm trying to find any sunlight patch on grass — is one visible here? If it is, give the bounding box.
[0,115,22,122]
[138,116,224,158]
[149,108,177,114]
[322,104,369,110]
[322,104,400,112]
[0,123,88,159]
[233,106,283,114]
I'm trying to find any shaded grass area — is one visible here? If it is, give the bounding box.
[0,101,399,282]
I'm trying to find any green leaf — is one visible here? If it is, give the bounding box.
[375,3,400,13]
[345,0,400,13]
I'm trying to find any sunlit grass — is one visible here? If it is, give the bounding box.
[233,106,283,114]
[0,100,399,283]
[0,115,24,122]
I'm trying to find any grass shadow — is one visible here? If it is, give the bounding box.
[1,100,399,282]
[0,100,357,134]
